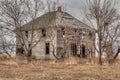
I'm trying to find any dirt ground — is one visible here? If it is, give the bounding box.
[0,58,120,80]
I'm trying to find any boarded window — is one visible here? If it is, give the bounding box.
[46,43,50,55]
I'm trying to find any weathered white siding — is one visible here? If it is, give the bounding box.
[31,28,57,59]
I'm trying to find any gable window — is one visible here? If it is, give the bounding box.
[25,31,28,38]
[42,29,46,37]
[45,43,50,55]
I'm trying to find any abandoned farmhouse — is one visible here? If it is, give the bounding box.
[16,7,95,59]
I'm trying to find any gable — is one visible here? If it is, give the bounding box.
[21,11,94,31]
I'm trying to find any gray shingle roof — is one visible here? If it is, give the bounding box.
[21,11,94,31]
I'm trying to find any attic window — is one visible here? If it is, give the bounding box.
[42,29,46,37]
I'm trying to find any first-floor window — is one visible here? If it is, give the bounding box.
[16,47,24,54]
[46,43,50,55]
[71,43,77,56]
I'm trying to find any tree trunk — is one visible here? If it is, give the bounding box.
[51,43,59,60]
[26,50,32,62]
[113,48,120,60]
[99,52,102,65]
[98,32,102,65]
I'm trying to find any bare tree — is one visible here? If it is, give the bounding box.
[113,46,120,60]
[83,0,120,65]
[0,28,15,56]
[103,22,120,63]
[47,27,61,59]
[0,0,44,61]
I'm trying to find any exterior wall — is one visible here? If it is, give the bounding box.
[16,26,95,59]
[16,11,95,59]
[56,27,95,58]
[31,28,57,59]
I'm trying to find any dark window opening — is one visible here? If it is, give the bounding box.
[71,43,77,56]
[46,43,50,55]
[80,45,86,58]
[74,29,77,32]
[61,28,65,35]
[25,31,28,38]
[16,48,24,54]
[42,29,46,37]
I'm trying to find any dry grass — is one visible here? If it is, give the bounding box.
[0,57,120,80]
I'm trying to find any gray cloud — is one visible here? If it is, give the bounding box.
[43,0,120,22]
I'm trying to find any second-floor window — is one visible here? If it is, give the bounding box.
[61,28,65,35]
[42,29,46,37]
[25,31,28,38]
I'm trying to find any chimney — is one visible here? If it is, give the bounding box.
[57,6,62,12]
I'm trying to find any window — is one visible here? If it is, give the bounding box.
[25,31,28,38]
[74,29,77,32]
[71,43,77,56]
[42,29,46,37]
[61,28,65,35]
[16,48,24,54]
[46,43,50,55]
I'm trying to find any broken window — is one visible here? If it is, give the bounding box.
[42,29,46,37]
[71,43,77,56]
[46,43,50,55]
[61,28,65,35]
[16,47,24,54]
[25,31,28,38]
[74,29,77,32]
[80,45,86,58]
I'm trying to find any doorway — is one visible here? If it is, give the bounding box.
[80,44,86,58]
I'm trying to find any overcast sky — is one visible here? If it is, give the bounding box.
[53,0,85,20]
[44,0,120,22]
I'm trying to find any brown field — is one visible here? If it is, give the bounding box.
[0,57,120,80]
